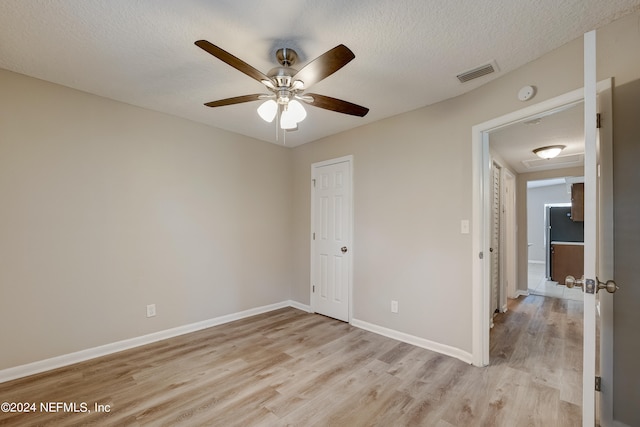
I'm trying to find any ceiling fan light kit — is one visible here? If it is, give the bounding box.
[194,40,369,141]
[533,144,566,159]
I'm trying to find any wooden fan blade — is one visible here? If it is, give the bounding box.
[304,93,369,117]
[204,94,264,107]
[195,40,270,83]
[292,45,355,88]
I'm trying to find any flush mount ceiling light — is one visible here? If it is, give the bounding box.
[533,145,566,159]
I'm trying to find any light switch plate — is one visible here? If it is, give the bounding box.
[391,300,398,313]
[461,220,470,234]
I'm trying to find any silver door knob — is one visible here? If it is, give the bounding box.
[341,246,348,253]
[596,277,619,293]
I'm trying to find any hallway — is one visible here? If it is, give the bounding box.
[490,294,583,425]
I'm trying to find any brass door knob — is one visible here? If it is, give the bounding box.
[565,275,584,288]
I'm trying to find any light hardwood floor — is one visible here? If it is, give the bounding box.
[0,295,582,426]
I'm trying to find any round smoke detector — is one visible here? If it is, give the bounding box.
[518,85,536,101]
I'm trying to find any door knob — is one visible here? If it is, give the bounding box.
[566,276,619,293]
[565,275,584,288]
[596,277,619,293]
[341,246,348,254]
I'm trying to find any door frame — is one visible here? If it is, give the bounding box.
[471,86,585,366]
[471,77,612,422]
[310,155,354,322]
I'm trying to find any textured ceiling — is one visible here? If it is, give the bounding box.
[1,0,639,147]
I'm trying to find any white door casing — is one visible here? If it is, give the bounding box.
[310,156,353,322]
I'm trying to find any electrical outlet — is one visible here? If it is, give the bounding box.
[146,304,156,318]
[391,300,398,313]
[461,220,470,234]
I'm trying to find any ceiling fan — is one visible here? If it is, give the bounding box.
[194,40,369,133]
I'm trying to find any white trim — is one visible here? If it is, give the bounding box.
[0,300,306,384]
[514,289,530,298]
[351,318,473,364]
[288,300,312,313]
[613,421,632,427]
[310,155,354,322]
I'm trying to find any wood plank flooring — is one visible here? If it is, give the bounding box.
[0,294,583,426]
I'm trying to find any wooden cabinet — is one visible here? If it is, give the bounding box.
[571,183,584,221]
[551,243,584,283]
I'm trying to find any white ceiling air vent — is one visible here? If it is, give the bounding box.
[456,60,499,83]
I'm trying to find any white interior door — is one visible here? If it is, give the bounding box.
[582,31,615,427]
[311,156,352,322]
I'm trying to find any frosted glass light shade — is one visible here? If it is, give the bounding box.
[288,100,307,123]
[533,145,565,159]
[280,109,297,129]
[257,100,277,122]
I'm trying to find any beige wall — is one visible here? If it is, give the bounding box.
[0,70,293,370]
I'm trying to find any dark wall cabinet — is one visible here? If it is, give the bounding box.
[571,183,584,221]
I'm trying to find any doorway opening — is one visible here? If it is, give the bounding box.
[527,178,585,302]
[471,87,586,367]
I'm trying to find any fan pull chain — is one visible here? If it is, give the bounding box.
[275,104,280,142]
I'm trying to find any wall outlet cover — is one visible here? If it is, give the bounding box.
[146,304,156,318]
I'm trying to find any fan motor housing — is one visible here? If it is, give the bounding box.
[268,67,296,88]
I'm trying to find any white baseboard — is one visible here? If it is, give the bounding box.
[514,289,530,298]
[613,421,631,427]
[288,300,312,313]
[0,300,308,384]
[528,260,545,264]
[350,318,473,364]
